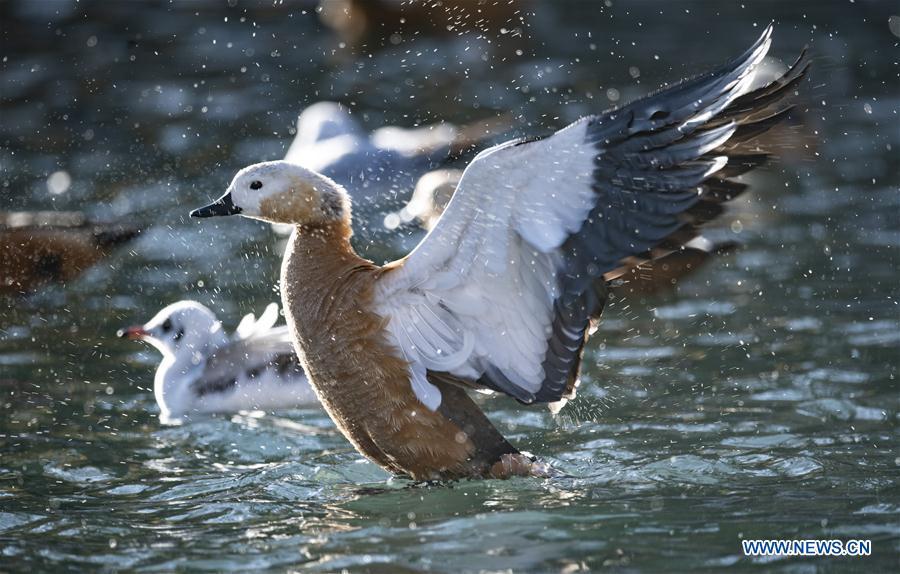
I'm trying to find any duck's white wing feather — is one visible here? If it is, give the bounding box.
[374,26,798,410]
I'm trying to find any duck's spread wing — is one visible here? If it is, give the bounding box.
[373,25,807,411]
[190,327,303,397]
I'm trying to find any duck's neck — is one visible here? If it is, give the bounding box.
[282,220,371,296]
[280,221,377,352]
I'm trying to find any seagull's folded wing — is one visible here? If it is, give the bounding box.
[190,327,301,397]
[373,25,807,411]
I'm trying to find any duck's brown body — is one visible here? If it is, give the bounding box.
[280,222,520,480]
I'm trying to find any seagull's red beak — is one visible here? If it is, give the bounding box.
[117,325,149,340]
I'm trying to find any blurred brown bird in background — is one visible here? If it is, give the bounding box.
[0,211,140,296]
[318,0,524,48]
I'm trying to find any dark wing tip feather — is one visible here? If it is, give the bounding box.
[524,28,808,406]
[710,50,811,137]
[601,24,773,138]
[724,105,797,148]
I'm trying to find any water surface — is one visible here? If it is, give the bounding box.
[1,1,898,571]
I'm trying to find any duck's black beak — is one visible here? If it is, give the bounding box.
[190,193,242,218]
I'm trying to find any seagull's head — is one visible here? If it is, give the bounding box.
[190,160,351,227]
[118,300,226,363]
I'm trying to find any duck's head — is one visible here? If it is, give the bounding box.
[118,300,227,363]
[190,160,351,226]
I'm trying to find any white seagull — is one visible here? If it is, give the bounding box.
[119,301,317,422]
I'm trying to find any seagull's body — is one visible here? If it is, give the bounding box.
[192,27,808,479]
[120,301,316,422]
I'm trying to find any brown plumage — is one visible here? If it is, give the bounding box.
[318,0,523,48]
[280,222,522,480]
[0,211,140,296]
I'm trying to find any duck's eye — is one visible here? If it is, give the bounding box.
[250,180,263,190]
[161,319,173,333]
[173,328,185,342]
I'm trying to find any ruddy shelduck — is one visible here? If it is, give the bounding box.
[192,26,808,480]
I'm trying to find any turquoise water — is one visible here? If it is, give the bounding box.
[1,1,898,571]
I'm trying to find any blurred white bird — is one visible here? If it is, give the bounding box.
[281,101,509,253]
[119,301,317,422]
